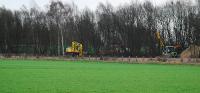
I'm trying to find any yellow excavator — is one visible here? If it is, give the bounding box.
[156,32,180,57]
[65,41,83,57]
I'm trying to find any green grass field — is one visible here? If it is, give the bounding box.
[0,59,200,93]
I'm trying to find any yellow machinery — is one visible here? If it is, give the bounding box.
[156,32,164,49]
[155,32,178,57]
[65,41,83,57]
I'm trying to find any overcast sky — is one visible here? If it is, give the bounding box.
[0,0,197,11]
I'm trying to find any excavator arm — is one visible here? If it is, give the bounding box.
[155,32,164,48]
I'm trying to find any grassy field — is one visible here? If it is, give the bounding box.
[0,59,200,93]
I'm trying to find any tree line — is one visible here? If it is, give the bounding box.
[0,0,199,57]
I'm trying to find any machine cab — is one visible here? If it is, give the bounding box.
[163,46,177,57]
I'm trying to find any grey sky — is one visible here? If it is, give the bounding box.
[0,0,197,11]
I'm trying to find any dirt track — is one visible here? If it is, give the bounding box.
[0,55,200,64]
[84,57,200,63]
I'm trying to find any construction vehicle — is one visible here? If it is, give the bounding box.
[155,32,181,58]
[65,41,83,57]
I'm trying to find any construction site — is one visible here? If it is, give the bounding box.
[0,0,200,93]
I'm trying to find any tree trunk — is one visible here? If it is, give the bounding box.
[57,29,60,56]
[61,28,65,56]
